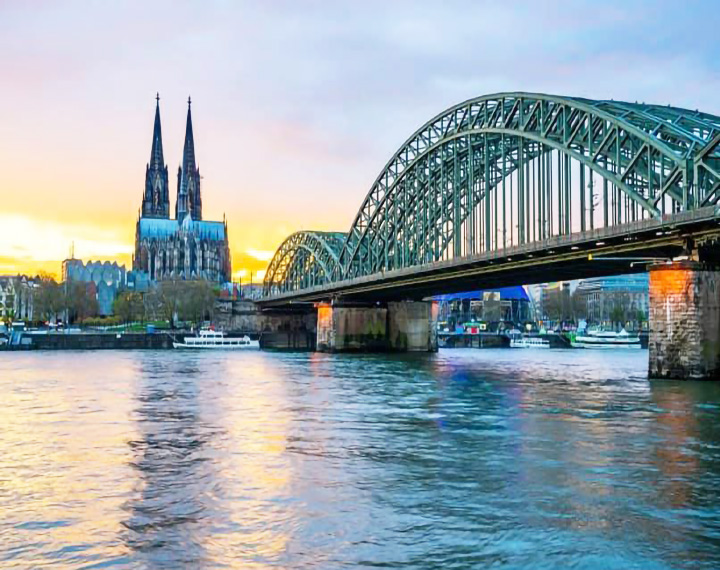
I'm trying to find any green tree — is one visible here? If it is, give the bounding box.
[113,292,144,325]
[2,307,15,327]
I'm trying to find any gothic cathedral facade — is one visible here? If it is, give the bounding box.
[134,96,231,283]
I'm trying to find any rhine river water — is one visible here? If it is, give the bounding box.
[2,349,720,569]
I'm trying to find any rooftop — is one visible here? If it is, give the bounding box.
[138,217,226,241]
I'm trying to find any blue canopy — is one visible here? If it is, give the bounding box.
[433,286,529,302]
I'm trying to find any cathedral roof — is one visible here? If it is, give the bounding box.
[137,217,226,241]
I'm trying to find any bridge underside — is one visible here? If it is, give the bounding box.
[259,207,720,306]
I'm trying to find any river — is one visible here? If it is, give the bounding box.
[1,349,719,569]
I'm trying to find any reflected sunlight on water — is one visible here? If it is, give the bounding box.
[1,349,720,569]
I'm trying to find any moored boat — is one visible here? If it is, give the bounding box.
[570,328,641,349]
[173,329,259,349]
[509,336,550,348]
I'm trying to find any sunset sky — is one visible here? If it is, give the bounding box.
[1,1,719,281]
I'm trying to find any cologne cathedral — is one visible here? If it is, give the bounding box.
[133,96,231,283]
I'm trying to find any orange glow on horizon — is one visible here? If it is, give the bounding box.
[0,212,282,282]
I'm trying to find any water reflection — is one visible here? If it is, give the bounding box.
[122,356,222,569]
[211,355,297,569]
[2,349,720,569]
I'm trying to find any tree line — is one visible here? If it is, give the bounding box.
[542,286,646,330]
[113,280,218,328]
[32,274,218,329]
[32,273,98,324]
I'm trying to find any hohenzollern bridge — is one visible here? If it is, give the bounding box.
[260,92,720,380]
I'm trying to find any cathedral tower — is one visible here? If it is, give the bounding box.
[141,94,170,218]
[135,94,230,283]
[176,96,202,221]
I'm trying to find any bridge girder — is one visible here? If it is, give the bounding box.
[264,92,720,296]
[263,231,345,296]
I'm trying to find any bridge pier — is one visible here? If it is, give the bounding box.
[649,261,720,380]
[316,301,438,353]
[387,301,439,352]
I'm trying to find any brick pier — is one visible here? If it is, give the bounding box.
[648,261,720,380]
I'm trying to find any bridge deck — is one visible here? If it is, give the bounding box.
[259,206,720,305]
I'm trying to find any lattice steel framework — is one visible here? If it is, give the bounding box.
[264,231,345,295]
[265,92,720,295]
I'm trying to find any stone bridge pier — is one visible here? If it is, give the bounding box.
[316,301,438,353]
[649,261,720,380]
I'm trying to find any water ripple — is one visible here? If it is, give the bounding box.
[1,349,720,568]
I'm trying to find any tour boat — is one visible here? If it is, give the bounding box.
[509,337,550,349]
[570,328,641,349]
[173,329,259,349]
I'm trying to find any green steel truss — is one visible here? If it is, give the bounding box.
[264,92,720,296]
[263,231,345,295]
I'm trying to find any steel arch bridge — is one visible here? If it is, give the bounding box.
[263,231,345,294]
[263,92,720,301]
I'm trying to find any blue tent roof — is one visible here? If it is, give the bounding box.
[433,286,529,302]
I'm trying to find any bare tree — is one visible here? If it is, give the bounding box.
[65,282,98,323]
[33,273,63,324]
[179,281,217,327]
[153,280,218,329]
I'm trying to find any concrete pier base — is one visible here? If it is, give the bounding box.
[213,299,317,349]
[316,304,388,352]
[316,301,438,353]
[649,261,720,380]
[387,301,438,352]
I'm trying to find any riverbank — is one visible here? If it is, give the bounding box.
[3,332,176,350]
[438,331,649,349]
[439,332,571,349]
[1,329,312,351]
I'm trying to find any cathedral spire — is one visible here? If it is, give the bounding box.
[176,96,202,220]
[182,96,196,177]
[149,93,164,168]
[141,93,170,219]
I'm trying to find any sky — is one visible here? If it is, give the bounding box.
[1,0,719,281]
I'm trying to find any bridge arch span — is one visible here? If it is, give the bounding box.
[263,231,346,296]
[340,92,720,279]
[265,92,720,295]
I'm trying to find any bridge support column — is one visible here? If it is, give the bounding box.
[387,301,438,352]
[316,303,388,352]
[649,261,720,380]
[315,301,438,353]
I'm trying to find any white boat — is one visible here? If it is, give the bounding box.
[570,328,641,349]
[509,336,550,348]
[173,329,259,349]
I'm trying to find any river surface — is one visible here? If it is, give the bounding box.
[2,349,720,569]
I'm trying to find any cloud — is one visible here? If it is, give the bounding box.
[245,249,275,262]
[1,0,719,279]
[0,214,133,268]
